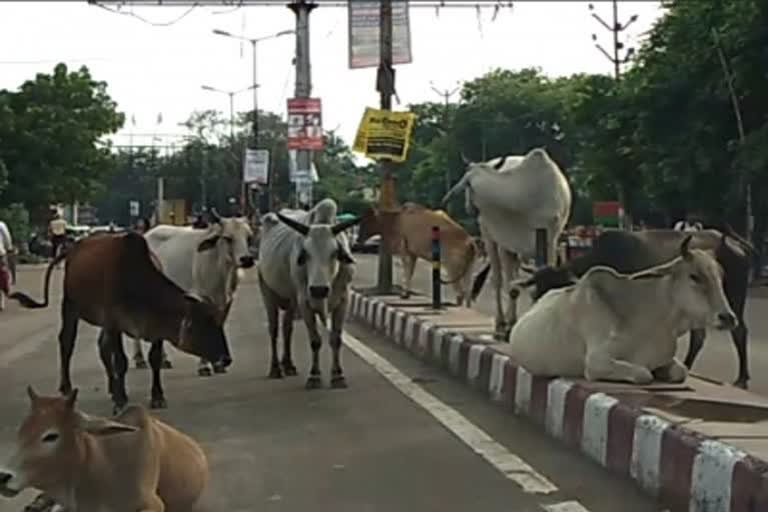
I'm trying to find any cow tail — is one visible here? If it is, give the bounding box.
[470,263,491,303]
[439,241,475,285]
[9,251,66,309]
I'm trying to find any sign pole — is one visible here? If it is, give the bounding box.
[376,0,396,295]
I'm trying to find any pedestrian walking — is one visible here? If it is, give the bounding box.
[130,216,172,370]
[48,211,68,267]
[0,218,13,311]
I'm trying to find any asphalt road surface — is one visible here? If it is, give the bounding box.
[353,254,768,395]
[0,264,660,511]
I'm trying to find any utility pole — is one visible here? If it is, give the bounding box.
[375,0,398,294]
[589,0,637,229]
[288,0,317,212]
[429,80,460,196]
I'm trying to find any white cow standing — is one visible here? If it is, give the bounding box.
[258,198,361,389]
[443,147,572,341]
[508,236,737,383]
[132,214,254,379]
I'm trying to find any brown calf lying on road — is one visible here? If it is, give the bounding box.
[9,231,233,414]
[0,387,209,512]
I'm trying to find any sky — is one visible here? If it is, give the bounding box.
[0,1,665,162]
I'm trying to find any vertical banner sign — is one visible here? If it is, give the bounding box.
[243,148,270,185]
[353,107,416,162]
[128,200,140,217]
[348,0,413,69]
[286,98,324,150]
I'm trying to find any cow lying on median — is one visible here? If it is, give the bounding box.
[507,236,737,384]
[510,228,753,388]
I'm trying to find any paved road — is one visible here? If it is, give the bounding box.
[0,264,659,511]
[353,254,768,395]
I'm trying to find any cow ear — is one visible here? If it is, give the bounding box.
[197,235,220,252]
[78,414,138,436]
[297,249,308,266]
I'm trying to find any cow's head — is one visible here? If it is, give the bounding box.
[276,213,361,311]
[196,213,255,270]
[664,235,737,331]
[0,387,138,498]
[178,293,233,368]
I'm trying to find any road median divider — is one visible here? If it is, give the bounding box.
[347,288,768,512]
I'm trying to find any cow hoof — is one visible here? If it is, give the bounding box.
[150,397,168,409]
[135,359,148,370]
[269,366,284,379]
[112,403,127,416]
[282,363,298,376]
[305,376,323,389]
[213,364,228,374]
[330,376,348,389]
[734,379,748,390]
[162,360,173,370]
[400,291,410,299]
[198,367,213,377]
[24,492,57,512]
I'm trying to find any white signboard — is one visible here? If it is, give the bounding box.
[295,177,313,205]
[288,150,319,182]
[348,0,412,69]
[129,200,140,217]
[243,149,270,185]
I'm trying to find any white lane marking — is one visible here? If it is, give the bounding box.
[342,331,559,495]
[541,501,592,512]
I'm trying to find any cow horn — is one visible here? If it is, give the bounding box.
[460,153,471,166]
[520,263,536,274]
[276,213,310,236]
[493,155,508,170]
[332,216,363,235]
[209,208,221,224]
[680,234,693,259]
[27,385,39,404]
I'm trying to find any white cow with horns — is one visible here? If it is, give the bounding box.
[258,198,361,389]
[442,147,572,341]
[507,236,738,384]
[128,211,254,387]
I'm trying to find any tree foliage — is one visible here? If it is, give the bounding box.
[0,63,124,216]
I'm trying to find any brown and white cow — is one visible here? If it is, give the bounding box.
[357,202,480,306]
[0,387,209,512]
[9,231,232,413]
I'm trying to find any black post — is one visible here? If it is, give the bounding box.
[432,225,442,309]
[535,228,548,268]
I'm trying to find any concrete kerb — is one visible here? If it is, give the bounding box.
[346,289,768,512]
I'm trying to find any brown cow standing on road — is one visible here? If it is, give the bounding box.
[358,202,480,306]
[9,231,232,413]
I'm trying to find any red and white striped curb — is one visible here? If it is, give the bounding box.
[347,290,768,512]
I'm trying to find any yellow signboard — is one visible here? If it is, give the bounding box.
[353,107,416,163]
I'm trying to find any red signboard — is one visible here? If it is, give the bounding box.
[287,97,323,150]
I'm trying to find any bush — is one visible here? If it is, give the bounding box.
[0,203,31,250]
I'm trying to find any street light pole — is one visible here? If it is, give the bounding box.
[429,80,460,196]
[213,28,295,213]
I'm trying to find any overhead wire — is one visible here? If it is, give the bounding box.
[92,1,200,26]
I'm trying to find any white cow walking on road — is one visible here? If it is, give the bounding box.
[508,236,737,383]
[258,198,361,389]
[443,148,572,341]
[132,213,254,378]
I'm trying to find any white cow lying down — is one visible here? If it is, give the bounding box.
[508,236,737,384]
[0,387,209,512]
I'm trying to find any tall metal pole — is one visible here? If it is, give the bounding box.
[288,0,317,211]
[251,39,259,149]
[430,82,460,196]
[611,0,620,80]
[376,0,396,294]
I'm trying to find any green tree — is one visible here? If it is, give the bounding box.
[0,63,124,215]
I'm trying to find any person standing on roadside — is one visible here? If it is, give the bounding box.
[0,218,13,311]
[48,211,68,266]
